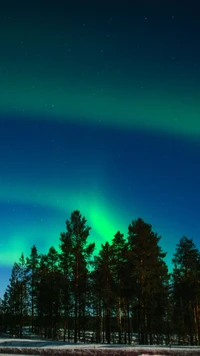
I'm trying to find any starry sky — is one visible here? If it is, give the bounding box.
[0,1,200,297]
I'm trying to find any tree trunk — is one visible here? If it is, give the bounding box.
[63,318,66,342]
[194,299,200,344]
[127,301,131,344]
[117,296,122,343]
[74,295,77,342]
[105,307,110,344]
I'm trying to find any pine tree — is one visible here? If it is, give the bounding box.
[92,242,115,344]
[59,210,95,343]
[1,291,10,333]
[36,248,61,339]
[128,218,169,345]
[17,253,28,338]
[46,246,62,339]
[36,253,49,337]
[26,245,40,333]
[110,231,128,343]
[0,297,3,333]
[4,254,28,338]
[59,230,73,342]
[172,236,200,345]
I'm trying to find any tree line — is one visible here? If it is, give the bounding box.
[0,210,200,346]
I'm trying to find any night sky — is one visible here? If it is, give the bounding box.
[0,1,200,297]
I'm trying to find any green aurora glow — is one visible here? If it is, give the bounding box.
[0,181,128,265]
[1,80,200,138]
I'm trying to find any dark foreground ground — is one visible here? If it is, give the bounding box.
[0,339,200,355]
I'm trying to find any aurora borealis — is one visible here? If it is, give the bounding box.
[0,1,200,296]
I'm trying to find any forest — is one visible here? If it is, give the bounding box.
[0,210,199,346]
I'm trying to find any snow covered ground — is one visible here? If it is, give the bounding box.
[0,338,200,355]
